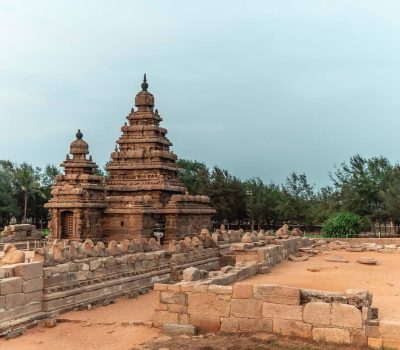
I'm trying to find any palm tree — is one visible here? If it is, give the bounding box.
[15,164,45,223]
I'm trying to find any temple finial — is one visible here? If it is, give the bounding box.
[141,73,148,91]
[76,129,83,140]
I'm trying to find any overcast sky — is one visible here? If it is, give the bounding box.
[1,0,400,188]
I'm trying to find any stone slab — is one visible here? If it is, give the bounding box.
[163,323,196,336]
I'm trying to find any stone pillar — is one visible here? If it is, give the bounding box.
[164,214,178,244]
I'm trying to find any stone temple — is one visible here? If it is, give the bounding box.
[45,75,215,243]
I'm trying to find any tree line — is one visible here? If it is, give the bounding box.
[177,155,400,233]
[1,155,400,233]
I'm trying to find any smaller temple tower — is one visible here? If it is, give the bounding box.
[45,130,106,240]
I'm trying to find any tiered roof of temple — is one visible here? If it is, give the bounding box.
[106,74,186,205]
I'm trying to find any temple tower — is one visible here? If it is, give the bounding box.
[102,75,215,241]
[45,130,106,240]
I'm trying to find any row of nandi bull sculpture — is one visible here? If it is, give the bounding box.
[32,237,162,264]
[213,224,304,244]
[31,229,216,264]
[167,229,215,253]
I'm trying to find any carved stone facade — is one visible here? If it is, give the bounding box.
[46,76,215,242]
[45,130,106,241]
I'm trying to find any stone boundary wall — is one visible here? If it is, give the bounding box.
[0,262,43,328]
[41,251,171,314]
[230,237,311,271]
[153,281,384,347]
[0,247,220,333]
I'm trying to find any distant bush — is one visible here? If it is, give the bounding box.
[322,212,362,238]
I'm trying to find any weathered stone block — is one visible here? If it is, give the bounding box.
[23,278,43,293]
[273,318,312,338]
[303,302,330,325]
[192,284,208,292]
[168,303,188,313]
[24,291,42,304]
[220,317,238,332]
[89,260,102,271]
[262,303,303,321]
[345,288,372,307]
[189,314,220,332]
[161,292,186,305]
[239,318,272,332]
[348,329,367,346]
[188,292,230,317]
[231,299,262,318]
[168,284,182,292]
[76,271,87,281]
[0,308,14,322]
[232,283,253,299]
[180,284,194,293]
[50,263,69,275]
[14,262,43,280]
[331,303,362,329]
[208,285,232,295]
[153,310,179,327]
[13,303,42,318]
[0,277,23,295]
[312,327,351,344]
[255,284,300,305]
[0,296,4,309]
[5,293,25,309]
[153,283,168,291]
[365,325,381,338]
[379,320,400,338]
[163,323,196,335]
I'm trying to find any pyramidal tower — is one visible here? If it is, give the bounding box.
[102,75,215,241]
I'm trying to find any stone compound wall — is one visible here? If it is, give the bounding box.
[41,251,171,314]
[0,262,43,328]
[0,247,220,333]
[153,281,381,346]
[229,237,311,271]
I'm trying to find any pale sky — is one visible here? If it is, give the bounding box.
[1,0,400,187]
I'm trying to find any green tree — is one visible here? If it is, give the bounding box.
[244,178,271,230]
[0,161,19,221]
[177,159,210,195]
[40,164,60,200]
[331,155,393,231]
[277,172,315,225]
[15,163,45,223]
[208,167,247,225]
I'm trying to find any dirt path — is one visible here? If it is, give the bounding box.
[0,292,160,350]
[246,250,400,321]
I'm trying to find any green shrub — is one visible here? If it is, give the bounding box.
[322,212,362,238]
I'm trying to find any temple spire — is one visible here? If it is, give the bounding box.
[141,73,148,91]
[76,129,83,140]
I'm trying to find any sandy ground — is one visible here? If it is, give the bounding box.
[0,292,160,350]
[246,250,400,321]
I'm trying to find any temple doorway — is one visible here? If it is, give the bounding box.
[61,211,74,239]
